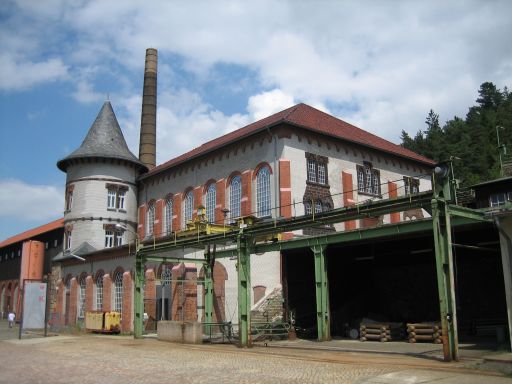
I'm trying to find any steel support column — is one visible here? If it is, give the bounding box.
[312,245,330,341]
[204,262,214,327]
[237,235,252,347]
[432,199,458,361]
[134,252,145,339]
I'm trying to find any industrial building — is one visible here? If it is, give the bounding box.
[2,48,510,362]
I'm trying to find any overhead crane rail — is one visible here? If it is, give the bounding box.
[137,190,439,256]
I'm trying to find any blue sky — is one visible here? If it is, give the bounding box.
[1,0,511,241]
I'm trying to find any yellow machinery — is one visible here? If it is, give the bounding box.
[85,311,121,334]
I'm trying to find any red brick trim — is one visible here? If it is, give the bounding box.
[68,277,78,326]
[102,274,112,312]
[173,193,182,231]
[253,162,273,180]
[388,181,400,223]
[279,159,292,218]
[155,199,164,237]
[193,187,202,220]
[85,275,93,312]
[138,205,146,239]
[215,179,226,224]
[342,171,357,230]
[241,170,252,216]
[121,271,132,332]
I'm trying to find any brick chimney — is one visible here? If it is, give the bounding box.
[138,48,157,169]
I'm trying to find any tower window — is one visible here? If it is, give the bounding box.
[106,184,128,210]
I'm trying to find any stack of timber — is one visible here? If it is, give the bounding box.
[359,322,404,342]
[407,322,442,343]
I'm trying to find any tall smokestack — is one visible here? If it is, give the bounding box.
[139,48,157,169]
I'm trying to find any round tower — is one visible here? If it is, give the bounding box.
[57,101,148,253]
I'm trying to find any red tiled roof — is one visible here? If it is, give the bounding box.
[144,103,434,178]
[0,218,64,248]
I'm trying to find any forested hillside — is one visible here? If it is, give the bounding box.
[401,82,512,186]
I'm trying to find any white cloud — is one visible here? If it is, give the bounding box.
[0,179,63,221]
[3,0,512,143]
[247,89,295,121]
[0,54,68,91]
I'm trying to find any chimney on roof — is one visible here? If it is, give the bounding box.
[138,48,157,169]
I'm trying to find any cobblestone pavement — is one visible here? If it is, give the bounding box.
[0,321,510,384]
[0,334,510,384]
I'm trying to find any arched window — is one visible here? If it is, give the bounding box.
[183,190,194,226]
[205,183,216,223]
[315,200,322,214]
[256,166,271,217]
[78,275,86,319]
[114,271,123,315]
[95,273,103,311]
[229,176,241,221]
[165,197,173,235]
[146,202,155,236]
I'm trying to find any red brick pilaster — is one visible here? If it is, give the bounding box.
[388,181,400,223]
[138,205,146,239]
[85,275,93,312]
[121,271,132,332]
[68,278,78,325]
[144,269,156,326]
[173,193,182,230]
[241,170,253,216]
[183,264,197,321]
[171,264,185,321]
[193,186,202,220]
[215,179,226,224]
[56,279,64,325]
[102,274,112,312]
[342,171,357,230]
[154,199,164,237]
[279,160,292,218]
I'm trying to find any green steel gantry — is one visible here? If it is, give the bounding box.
[133,164,491,362]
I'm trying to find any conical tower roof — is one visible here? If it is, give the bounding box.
[57,101,148,172]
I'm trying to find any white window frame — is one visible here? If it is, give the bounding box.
[307,160,317,183]
[78,276,86,319]
[65,230,72,250]
[256,167,271,218]
[184,191,194,226]
[117,190,126,210]
[165,198,173,235]
[357,162,381,197]
[96,275,103,311]
[146,203,155,236]
[107,189,117,209]
[230,176,242,221]
[105,230,114,248]
[206,183,216,223]
[114,272,123,315]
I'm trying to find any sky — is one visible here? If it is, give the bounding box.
[0,0,511,241]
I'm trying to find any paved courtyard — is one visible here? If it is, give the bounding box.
[0,321,510,383]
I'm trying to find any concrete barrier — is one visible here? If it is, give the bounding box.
[157,321,202,344]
